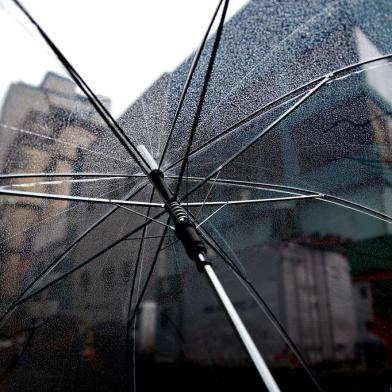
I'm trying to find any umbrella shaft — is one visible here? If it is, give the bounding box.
[203,261,281,392]
[139,144,278,386]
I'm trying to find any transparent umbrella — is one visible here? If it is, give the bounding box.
[0,0,392,391]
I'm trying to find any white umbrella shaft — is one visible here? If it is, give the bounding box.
[203,260,281,392]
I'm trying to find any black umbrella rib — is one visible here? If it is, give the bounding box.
[127,222,171,327]
[173,0,230,198]
[162,54,392,175]
[4,209,166,314]
[158,0,225,168]
[12,0,150,173]
[0,182,149,327]
[125,188,156,391]
[178,76,330,202]
[124,223,171,389]
[191,215,324,392]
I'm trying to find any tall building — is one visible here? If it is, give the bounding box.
[0,72,111,313]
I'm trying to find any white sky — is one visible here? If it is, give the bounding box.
[0,0,248,117]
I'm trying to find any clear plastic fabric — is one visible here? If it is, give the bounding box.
[1,0,392,391]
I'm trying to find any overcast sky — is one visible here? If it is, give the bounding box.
[0,0,248,117]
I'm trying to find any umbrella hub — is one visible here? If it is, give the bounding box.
[137,145,207,270]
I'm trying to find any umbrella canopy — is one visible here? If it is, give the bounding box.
[0,0,392,390]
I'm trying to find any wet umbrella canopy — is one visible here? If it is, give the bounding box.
[0,0,392,390]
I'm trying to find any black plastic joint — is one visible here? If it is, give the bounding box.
[174,221,208,272]
[148,169,209,272]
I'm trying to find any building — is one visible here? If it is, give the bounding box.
[0,72,124,322]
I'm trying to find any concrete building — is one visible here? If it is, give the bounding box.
[0,72,115,318]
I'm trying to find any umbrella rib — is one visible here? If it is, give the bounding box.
[0,181,148,327]
[125,229,174,388]
[181,177,392,224]
[166,175,305,195]
[184,194,321,207]
[124,235,172,241]
[12,0,150,173]
[255,183,392,224]
[3,180,388,228]
[160,238,180,252]
[0,173,144,180]
[0,188,164,208]
[116,204,175,230]
[320,197,392,225]
[221,181,392,225]
[203,220,248,277]
[127,222,171,327]
[1,177,135,189]
[162,54,392,174]
[158,0,225,168]
[173,0,230,198]
[194,170,221,219]
[1,209,167,325]
[125,188,156,391]
[196,203,227,228]
[171,195,322,229]
[192,215,324,392]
